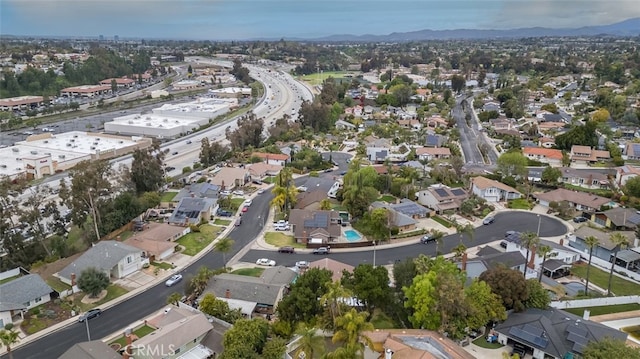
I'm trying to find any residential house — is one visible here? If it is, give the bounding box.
[168,197,217,225]
[615,165,640,187]
[490,118,516,131]
[624,142,640,160]
[397,119,422,131]
[172,182,220,203]
[123,223,188,261]
[503,234,580,278]
[557,167,611,189]
[417,184,469,213]
[335,119,357,130]
[209,167,250,189]
[537,121,565,135]
[416,147,451,161]
[363,329,475,359]
[592,207,640,230]
[251,152,289,166]
[533,188,616,213]
[523,147,564,166]
[295,190,327,210]
[301,177,342,199]
[370,202,417,232]
[59,341,121,359]
[247,162,282,179]
[0,274,54,327]
[570,145,610,165]
[425,115,448,128]
[539,137,556,148]
[289,209,342,244]
[569,227,637,263]
[135,306,216,359]
[462,248,527,279]
[470,176,522,203]
[201,266,296,315]
[57,241,143,286]
[424,133,447,147]
[402,161,431,176]
[494,308,627,359]
[388,199,431,219]
[308,258,354,282]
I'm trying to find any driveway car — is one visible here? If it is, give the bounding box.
[165,274,183,287]
[217,209,233,217]
[257,189,265,194]
[78,308,102,322]
[219,190,231,197]
[420,235,436,244]
[573,216,588,223]
[278,246,295,254]
[232,190,245,196]
[313,247,330,255]
[256,258,276,266]
[483,216,495,225]
[296,261,309,269]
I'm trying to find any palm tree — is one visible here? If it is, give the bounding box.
[294,323,325,359]
[191,266,213,297]
[583,236,600,295]
[519,231,540,278]
[452,243,467,261]
[332,308,374,358]
[454,222,475,245]
[607,233,630,296]
[536,244,554,283]
[167,292,183,306]
[430,229,445,255]
[320,281,352,329]
[214,237,234,269]
[0,324,20,359]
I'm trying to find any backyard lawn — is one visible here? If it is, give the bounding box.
[264,232,306,248]
[562,303,640,317]
[109,324,156,348]
[231,267,265,277]
[160,191,178,202]
[177,225,224,256]
[75,285,129,311]
[378,195,396,203]
[571,263,640,296]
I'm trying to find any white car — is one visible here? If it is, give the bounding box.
[257,189,265,194]
[233,190,245,196]
[256,258,276,266]
[165,274,183,287]
[296,186,308,192]
[244,200,253,207]
[295,261,309,269]
[219,190,231,197]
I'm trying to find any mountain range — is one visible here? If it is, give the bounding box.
[290,18,640,42]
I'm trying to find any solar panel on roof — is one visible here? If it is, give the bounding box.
[523,324,544,337]
[451,188,465,196]
[508,327,549,349]
[633,144,640,154]
[434,188,449,197]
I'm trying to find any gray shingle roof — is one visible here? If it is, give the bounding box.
[495,308,627,358]
[59,340,121,359]
[174,183,220,202]
[168,197,216,224]
[391,199,431,217]
[202,273,283,307]
[58,241,140,282]
[260,266,297,286]
[0,274,52,308]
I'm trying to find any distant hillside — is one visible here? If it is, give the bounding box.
[302,17,640,42]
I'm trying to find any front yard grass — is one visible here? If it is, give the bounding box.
[214,219,232,226]
[508,198,533,210]
[75,285,129,312]
[570,263,640,296]
[563,303,640,317]
[473,336,504,349]
[229,197,246,210]
[151,261,175,270]
[264,232,306,248]
[432,216,453,228]
[231,267,265,277]
[177,224,224,256]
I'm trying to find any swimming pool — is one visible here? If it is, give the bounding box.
[344,230,362,242]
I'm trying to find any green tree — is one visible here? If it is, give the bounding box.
[537,244,554,283]
[199,293,242,324]
[214,237,234,269]
[451,74,466,93]
[319,198,332,210]
[519,232,540,277]
[320,281,352,330]
[293,323,326,359]
[110,78,118,94]
[479,266,529,312]
[166,292,182,306]
[582,337,640,359]
[68,160,113,242]
[342,264,391,312]
[261,336,287,359]
[271,167,297,213]
[77,267,110,298]
[541,167,561,184]
[277,268,333,324]
[524,279,551,309]
[190,266,213,297]
[624,176,640,198]
[129,145,165,195]
[584,235,600,295]
[497,152,528,179]
[465,279,507,330]
[591,108,611,122]
[341,165,379,218]
[0,324,20,359]
[220,318,269,359]
[607,233,630,296]
[331,308,374,358]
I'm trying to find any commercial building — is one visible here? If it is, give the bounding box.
[60,85,112,98]
[0,131,151,180]
[0,96,44,111]
[99,77,135,88]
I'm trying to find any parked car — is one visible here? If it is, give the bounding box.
[217,209,233,217]
[235,218,242,226]
[313,247,330,255]
[242,206,249,213]
[296,261,309,269]
[500,241,508,249]
[244,200,252,207]
[256,258,276,266]
[573,216,588,223]
[296,186,308,192]
[278,246,295,253]
[232,190,245,196]
[219,190,231,197]
[171,151,179,156]
[78,308,102,322]
[164,166,176,172]
[483,216,495,225]
[257,189,265,194]
[252,179,263,185]
[420,235,436,244]
[165,274,183,287]
[186,140,192,144]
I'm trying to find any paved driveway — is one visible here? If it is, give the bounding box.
[114,271,156,290]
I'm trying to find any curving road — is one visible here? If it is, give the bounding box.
[239,211,568,267]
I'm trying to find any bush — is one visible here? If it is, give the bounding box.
[189,224,201,232]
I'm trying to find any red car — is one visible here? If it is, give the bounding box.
[242,206,249,213]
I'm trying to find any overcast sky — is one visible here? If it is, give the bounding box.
[2,0,639,40]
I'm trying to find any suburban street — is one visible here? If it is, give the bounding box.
[453,97,485,165]
[240,211,568,267]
